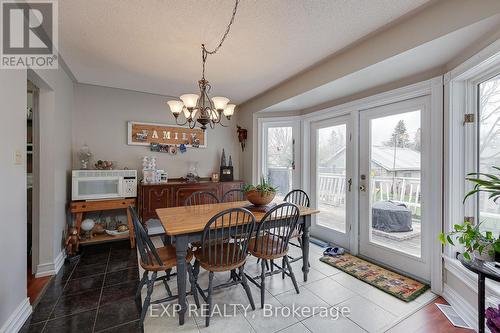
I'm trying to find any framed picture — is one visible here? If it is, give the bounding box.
[127,121,207,148]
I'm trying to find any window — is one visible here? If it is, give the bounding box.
[476,74,500,236]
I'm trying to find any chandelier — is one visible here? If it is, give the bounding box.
[167,0,239,131]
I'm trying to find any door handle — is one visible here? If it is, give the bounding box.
[359,185,366,192]
[348,178,352,192]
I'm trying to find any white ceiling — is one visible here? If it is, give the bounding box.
[261,14,500,113]
[59,0,430,103]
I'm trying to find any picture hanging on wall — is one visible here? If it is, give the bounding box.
[127,121,207,148]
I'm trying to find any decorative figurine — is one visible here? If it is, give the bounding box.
[228,155,233,167]
[237,126,248,151]
[221,149,227,167]
[65,227,81,257]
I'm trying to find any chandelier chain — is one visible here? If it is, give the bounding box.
[204,0,239,55]
[201,0,239,78]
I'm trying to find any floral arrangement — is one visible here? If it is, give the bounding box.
[486,304,500,333]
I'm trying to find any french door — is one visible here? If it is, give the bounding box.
[310,115,352,249]
[260,120,300,199]
[359,97,431,281]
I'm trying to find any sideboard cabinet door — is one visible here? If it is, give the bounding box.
[142,186,172,220]
[174,184,221,206]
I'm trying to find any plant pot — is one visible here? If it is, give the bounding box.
[246,190,275,206]
[473,243,495,262]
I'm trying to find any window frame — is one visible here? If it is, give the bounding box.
[467,70,500,230]
[444,39,500,299]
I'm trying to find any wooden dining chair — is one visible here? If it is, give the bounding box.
[129,206,198,326]
[283,189,310,264]
[222,188,246,202]
[246,202,301,308]
[191,207,257,327]
[184,191,220,206]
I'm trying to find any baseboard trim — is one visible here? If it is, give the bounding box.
[0,298,32,333]
[35,250,66,278]
[443,284,477,331]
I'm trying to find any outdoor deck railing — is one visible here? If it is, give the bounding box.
[318,173,422,215]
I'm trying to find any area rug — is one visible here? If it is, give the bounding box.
[320,253,429,302]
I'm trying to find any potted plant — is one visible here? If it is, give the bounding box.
[243,177,277,206]
[439,221,497,261]
[440,167,500,261]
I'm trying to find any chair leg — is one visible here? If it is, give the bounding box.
[162,272,172,298]
[187,263,200,308]
[281,257,286,279]
[264,259,270,271]
[140,271,157,325]
[240,265,255,310]
[260,258,266,308]
[206,271,214,327]
[136,271,148,300]
[270,259,274,273]
[284,256,300,294]
[166,268,172,281]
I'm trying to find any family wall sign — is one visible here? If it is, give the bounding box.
[127,121,207,148]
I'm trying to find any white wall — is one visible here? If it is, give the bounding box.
[72,83,240,179]
[0,65,73,331]
[0,70,30,332]
[29,66,74,277]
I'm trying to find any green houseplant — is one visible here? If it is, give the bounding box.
[440,167,500,261]
[243,177,278,206]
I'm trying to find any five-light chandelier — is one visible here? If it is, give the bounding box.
[167,0,239,130]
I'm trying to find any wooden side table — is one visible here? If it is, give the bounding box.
[459,255,500,333]
[70,198,137,248]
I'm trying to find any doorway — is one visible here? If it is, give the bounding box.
[310,115,352,250]
[358,97,431,282]
[26,80,48,303]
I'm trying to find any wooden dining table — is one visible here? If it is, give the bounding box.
[156,200,320,325]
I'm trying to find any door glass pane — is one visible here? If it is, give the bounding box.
[478,74,500,237]
[369,110,421,257]
[316,124,347,232]
[266,127,293,198]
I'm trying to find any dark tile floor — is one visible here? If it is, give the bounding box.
[20,241,142,333]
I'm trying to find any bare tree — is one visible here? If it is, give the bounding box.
[267,127,293,167]
[479,76,500,161]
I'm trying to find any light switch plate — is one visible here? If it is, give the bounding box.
[14,150,22,165]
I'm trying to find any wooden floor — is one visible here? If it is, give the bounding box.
[27,264,51,304]
[387,297,474,333]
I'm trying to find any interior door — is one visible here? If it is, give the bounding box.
[359,97,431,282]
[261,121,300,199]
[310,115,352,250]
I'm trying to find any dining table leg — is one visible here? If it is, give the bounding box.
[301,215,311,282]
[174,235,189,326]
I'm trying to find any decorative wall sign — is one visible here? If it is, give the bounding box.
[127,121,207,148]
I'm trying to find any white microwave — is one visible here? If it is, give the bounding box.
[72,170,137,201]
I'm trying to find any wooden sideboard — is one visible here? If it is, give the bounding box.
[138,179,244,222]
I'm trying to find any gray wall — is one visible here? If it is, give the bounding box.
[0,70,28,330]
[72,84,241,179]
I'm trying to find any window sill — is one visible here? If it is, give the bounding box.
[442,254,500,299]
